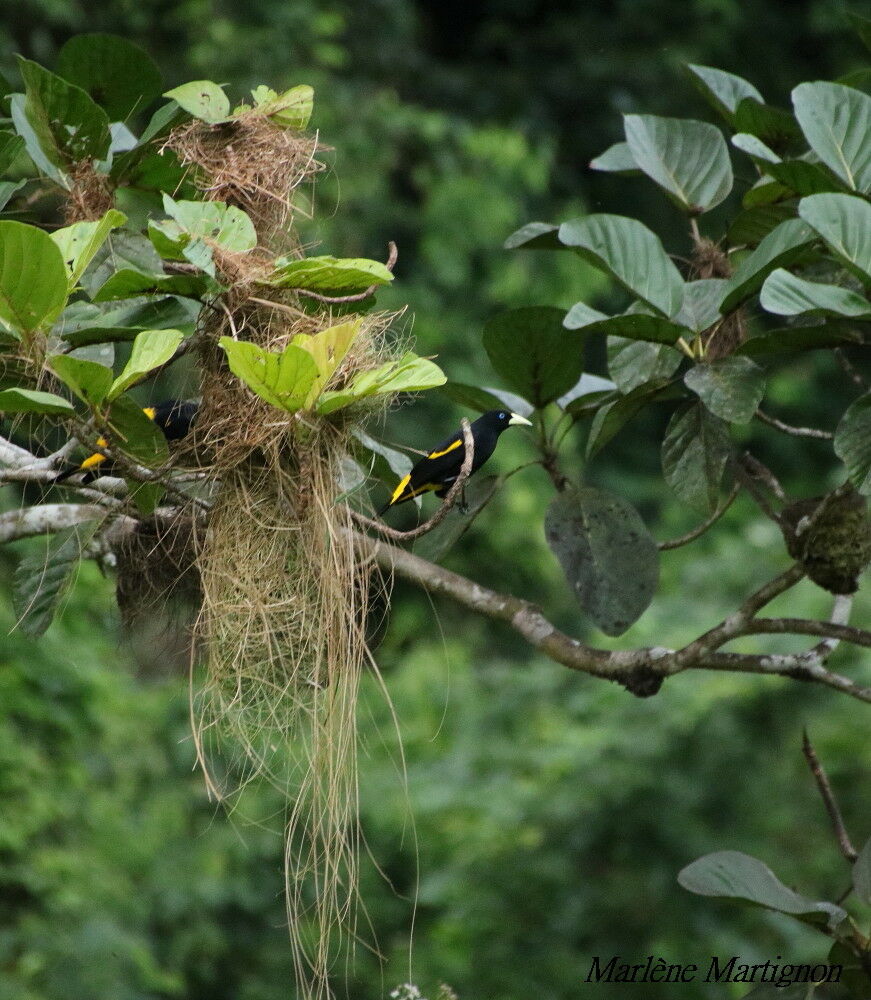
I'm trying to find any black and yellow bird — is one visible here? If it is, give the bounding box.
[52,399,199,483]
[378,409,532,515]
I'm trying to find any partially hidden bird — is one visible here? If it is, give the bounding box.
[52,399,199,484]
[378,409,532,516]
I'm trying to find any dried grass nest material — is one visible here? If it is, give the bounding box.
[164,114,325,243]
[64,160,115,223]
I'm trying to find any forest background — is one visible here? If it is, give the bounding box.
[2,1,871,998]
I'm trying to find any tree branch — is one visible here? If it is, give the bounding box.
[802,731,858,863]
[658,482,740,551]
[755,408,833,440]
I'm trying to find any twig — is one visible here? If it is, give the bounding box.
[658,482,740,550]
[835,347,868,390]
[793,482,854,540]
[802,731,858,862]
[755,408,833,440]
[350,418,474,542]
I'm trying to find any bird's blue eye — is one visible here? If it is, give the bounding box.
[500,412,507,420]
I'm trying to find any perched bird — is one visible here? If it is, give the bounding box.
[52,399,199,483]
[378,409,532,515]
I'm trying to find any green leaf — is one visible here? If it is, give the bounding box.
[849,10,871,53]
[799,192,871,284]
[16,56,111,166]
[0,180,26,212]
[13,521,99,637]
[161,194,257,252]
[267,255,394,294]
[834,392,871,494]
[55,296,198,347]
[565,308,689,345]
[48,354,112,406]
[414,475,503,563]
[760,268,871,318]
[719,218,817,311]
[56,33,163,122]
[588,141,640,175]
[439,382,520,414]
[662,402,732,513]
[562,301,609,328]
[623,114,733,213]
[108,328,185,400]
[731,132,781,164]
[163,81,231,124]
[249,83,313,128]
[50,209,126,289]
[767,158,846,196]
[0,130,25,174]
[685,64,764,121]
[9,94,66,185]
[483,306,583,407]
[93,268,216,302]
[291,318,362,406]
[0,387,75,415]
[545,484,659,636]
[742,174,791,209]
[558,214,684,318]
[608,337,682,394]
[351,428,413,487]
[675,279,727,333]
[106,395,169,515]
[685,356,766,423]
[733,98,804,155]
[80,230,164,298]
[0,221,68,334]
[315,353,446,415]
[792,81,871,193]
[557,373,616,412]
[738,322,863,357]
[727,204,795,246]
[586,382,682,455]
[678,851,848,931]
[503,222,562,250]
[219,336,320,412]
[852,836,871,906]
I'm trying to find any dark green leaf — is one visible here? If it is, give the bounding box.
[685,356,766,423]
[48,354,112,406]
[439,382,530,415]
[503,222,562,250]
[56,33,163,122]
[558,214,684,318]
[623,114,733,213]
[588,141,640,175]
[106,395,169,514]
[483,306,583,407]
[586,382,682,455]
[848,10,871,53]
[544,484,659,636]
[80,230,164,299]
[0,130,25,174]
[607,337,681,394]
[0,180,26,212]
[727,204,794,246]
[834,391,871,493]
[684,64,764,121]
[93,269,216,302]
[565,310,688,345]
[737,322,864,357]
[733,98,804,155]
[0,387,75,415]
[760,268,871,318]
[414,475,503,563]
[742,174,792,209]
[0,220,68,334]
[792,81,871,193]
[720,219,818,312]
[55,296,198,346]
[13,522,99,637]
[675,279,726,333]
[768,159,846,196]
[799,192,871,284]
[678,851,847,931]
[662,402,732,513]
[17,56,111,166]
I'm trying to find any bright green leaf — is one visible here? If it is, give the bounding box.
[250,83,313,128]
[108,328,185,400]
[558,214,684,318]
[316,353,446,415]
[48,354,113,406]
[792,81,871,193]
[0,221,69,334]
[219,336,320,412]
[163,81,230,124]
[0,387,75,415]
[162,194,257,252]
[50,209,126,289]
[624,114,733,213]
[267,255,394,294]
[0,130,25,174]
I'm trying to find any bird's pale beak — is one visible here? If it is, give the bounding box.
[508,412,533,426]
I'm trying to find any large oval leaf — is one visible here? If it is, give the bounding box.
[685,64,764,121]
[678,851,847,931]
[684,356,766,423]
[108,328,185,400]
[662,402,732,513]
[219,336,320,413]
[483,306,583,407]
[163,81,230,124]
[56,33,163,122]
[545,485,659,636]
[0,221,69,335]
[760,267,871,318]
[0,387,75,415]
[792,81,871,193]
[49,354,113,407]
[624,114,733,213]
[607,337,681,394]
[558,214,684,318]
[799,192,871,284]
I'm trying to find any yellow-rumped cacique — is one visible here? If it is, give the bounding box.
[378,409,532,516]
[52,399,199,484]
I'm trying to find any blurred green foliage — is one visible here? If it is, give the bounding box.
[2,2,871,998]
